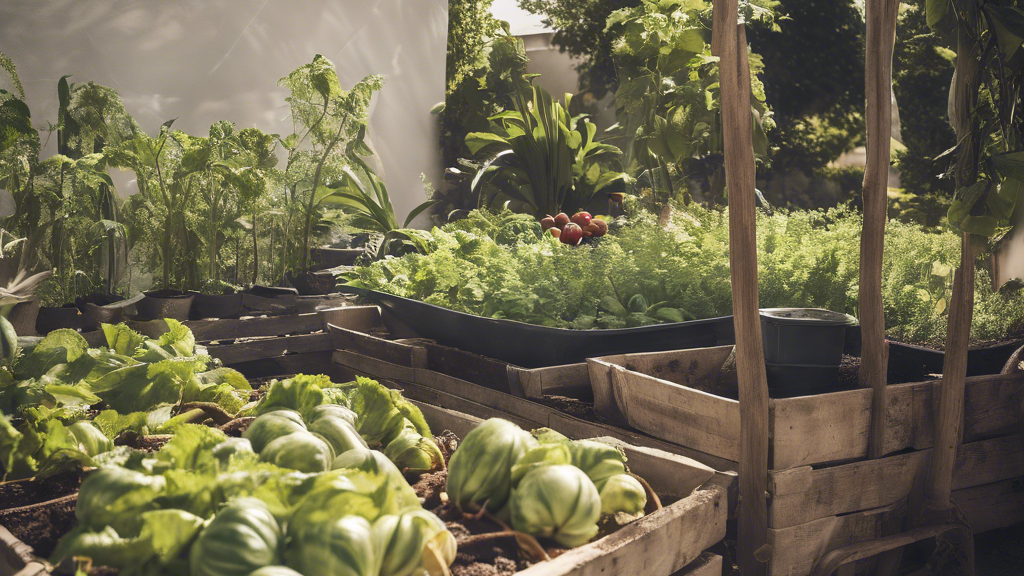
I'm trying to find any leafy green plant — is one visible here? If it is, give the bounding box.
[278,55,384,272]
[466,83,626,217]
[607,0,776,205]
[348,205,1024,345]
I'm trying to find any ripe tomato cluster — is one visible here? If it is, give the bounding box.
[540,212,608,246]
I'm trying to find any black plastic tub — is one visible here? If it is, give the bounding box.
[341,287,735,368]
[843,325,1023,379]
[760,308,858,397]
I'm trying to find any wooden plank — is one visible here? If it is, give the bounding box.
[955,476,1024,533]
[327,323,428,368]
[418,341,516,396]
[333,349,417,382]
[676,553,723,576]
[207,333,334,365]
[509,362,591,399]
[231,351,353,382]
[770,372,1024,469]
[768,434,1024,528]
[613,364,741,462]
[586,359,627,424]
[767,475,1024,576]
[332,349,738,471]
[318,305,383,333]
[188,313,323,341]
[767,501,905,576]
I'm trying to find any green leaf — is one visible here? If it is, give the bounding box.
[102,323,147,357]
[984,5,1024,58]
[926,0,950,28]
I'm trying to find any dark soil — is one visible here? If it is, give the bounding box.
[536,395,598,421]
[0,492,77,559]
[0,469,82,510]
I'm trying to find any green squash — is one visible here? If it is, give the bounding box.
[373,510,456,576]
[190,498,282,576]
[247,567,303,576]
[243,410,306,453]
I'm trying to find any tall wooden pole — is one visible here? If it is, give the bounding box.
[712,2,770,574]
[861,0,900,461]
[927,18,980,509]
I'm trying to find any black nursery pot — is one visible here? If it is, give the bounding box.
[242,285,298,315]
[36,304,84,334]
[760,308,858,398]
[190,291,244,320]
[136,289,195,321]
[77,294,127,332]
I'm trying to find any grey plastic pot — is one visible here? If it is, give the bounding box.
[135,290,195,321]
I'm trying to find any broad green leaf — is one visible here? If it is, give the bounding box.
[926,0,950,28]
[102,323,147,356]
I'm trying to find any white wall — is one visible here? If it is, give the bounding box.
[0,0,448,225]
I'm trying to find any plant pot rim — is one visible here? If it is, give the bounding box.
[143,289,194,299]
[760,307,857,327]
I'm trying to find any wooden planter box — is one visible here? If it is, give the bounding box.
[323,307,737,471]
[0,395,729,576]
[589,345,1024,576]
[412,399,731,576]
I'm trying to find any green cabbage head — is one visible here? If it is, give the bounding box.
[259,431,334,473]
[446,418,537,512]
[568,440,628,490]
[510,464,601,548]
[189,497,282,576]
[76,467,167,536]
[373,510,457,576]
[286,515,378,576]
[212,438,255,466]
[310,415,368,455]
[243,410,306,453]
[383,429,444,474]
[598,473,647,516]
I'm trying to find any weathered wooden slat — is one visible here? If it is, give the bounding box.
[768,434,1024,528]
[508,362,591,399]
[327,323,428,368]
[318,305,383,333]
[207,333,334,365]
[771,372,1024,469]
[954,476,1024,533]
[333,349,417,382]
[767,475,1024,576]
[231,350,353,382]
[611,364,742,462]
[188,313,324,341]
[332,349,738,471]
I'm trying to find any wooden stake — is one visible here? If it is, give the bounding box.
[712,2,769,574]
[927,13,981,513]
[861,0,900,461]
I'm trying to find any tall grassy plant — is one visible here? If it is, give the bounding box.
[466,83,626,218]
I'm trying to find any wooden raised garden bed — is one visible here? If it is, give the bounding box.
[588,345,1024,576]
[0,393,729,576]
[323,306,737,472]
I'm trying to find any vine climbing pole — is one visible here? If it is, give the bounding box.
[809,2,978,574]
[860,0,900,463]
[711,2,770,575]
